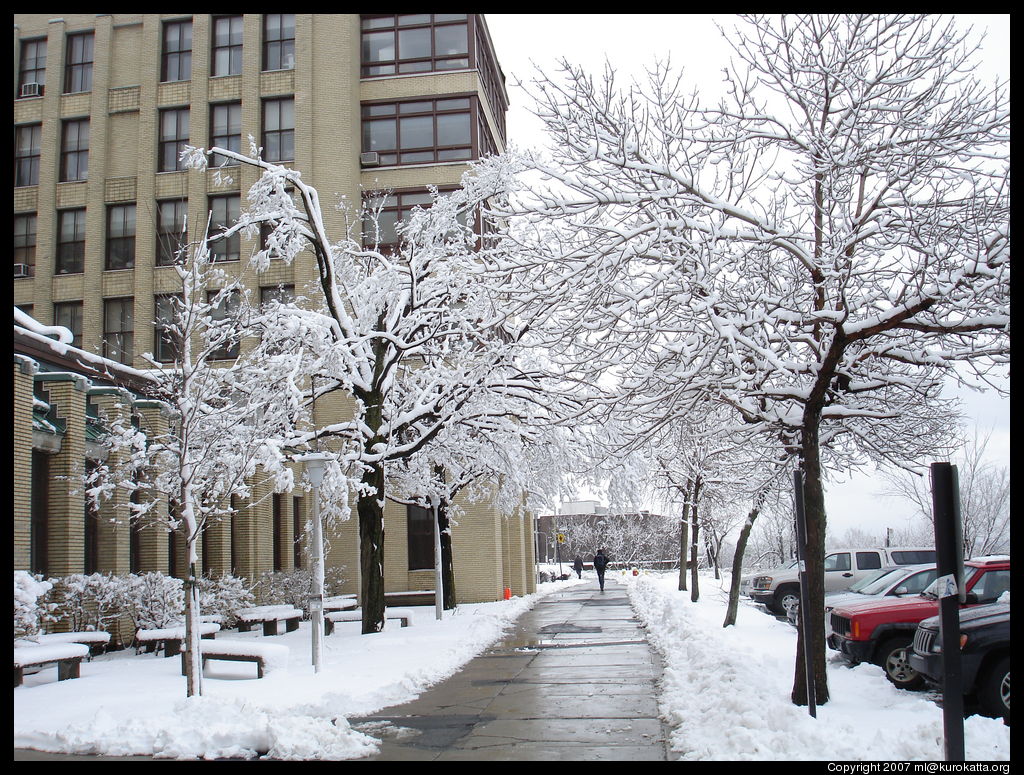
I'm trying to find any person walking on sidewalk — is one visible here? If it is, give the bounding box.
[593,549,609,591]
[572,555,584,579]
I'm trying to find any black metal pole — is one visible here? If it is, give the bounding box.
[793,469,816,717]
[931,462,965,762]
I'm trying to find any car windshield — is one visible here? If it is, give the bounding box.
[855,567,907,595]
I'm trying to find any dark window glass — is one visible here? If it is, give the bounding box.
[84,460,100,574]
[209,195,240,262]
[360,14,469,76]
[19,38,47,94]
[262,97,295,162]
[825,552,852,572]
[162,20,193,82]
[856,551,882,570]
[106,203,136,270]
[407,504,434,570]
[15,124,42,186]
[207,288,241,360]
[263,14,295,71]
[969,569,1010,603]
[362,188,471,251]
[154,294,182,363]
[65,32,94,93]
[361,97,474,167]
[53,301,83,349]
[14,213,38,274]
[56,209,87,274]
[103,297,134,364]
[210,102,242,166]
[212,16,243,77]
[260,284,295,307]
[292,497,304,568]
[31,450,50,575]
[159,108,190,172]
[890,550,936,565]
[60,119,90,182]
[156,199,188,266]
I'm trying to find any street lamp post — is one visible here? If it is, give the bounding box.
[431,494,444,621]
[299,453,330,673]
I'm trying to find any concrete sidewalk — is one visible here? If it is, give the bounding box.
[351,577,672,761]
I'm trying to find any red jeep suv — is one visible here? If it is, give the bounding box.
[827,556,1010,689]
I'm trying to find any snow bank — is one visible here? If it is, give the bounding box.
[624,572,1010,761]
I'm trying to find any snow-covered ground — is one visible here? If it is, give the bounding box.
[623,571,1010,761]
[14,570,1010,760]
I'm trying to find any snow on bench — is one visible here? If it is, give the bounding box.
[236,605,304,636]
[14,643,90,687]
[15,631,111,657]
[180,639,289,679]
[324,607,414,635]
[323,595,358,612]
[135,622,221,657]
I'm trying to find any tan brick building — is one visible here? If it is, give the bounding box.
[13,13,535,605]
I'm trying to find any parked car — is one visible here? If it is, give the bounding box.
[749,547,936,616]
[824,564,938,634]
[741,559,798,599]
[828,556,1010,689]
[909,601,1010,722]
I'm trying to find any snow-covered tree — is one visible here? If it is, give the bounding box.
[492,14,1009,705]
[183,146,563,634]
[86,223,306,696]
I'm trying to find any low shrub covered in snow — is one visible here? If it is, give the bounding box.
[198,573,255,628]
[14,571,53,639]
[254,567,346,618]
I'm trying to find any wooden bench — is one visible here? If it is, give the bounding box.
[323,594,358,613]
[180,640,289,679]
[15,630,111,658]
[135,622,221,657]
[324,607,414,635]
[385,590,435,607]
[14,643,89,687]
[236,605,304,636]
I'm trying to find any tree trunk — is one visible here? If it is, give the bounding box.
[690,477,702,602]
[678,512,688,591]
[358,461,387,634]
[438,498,456,610]
[724,498,762,627]
[183,556,203,697]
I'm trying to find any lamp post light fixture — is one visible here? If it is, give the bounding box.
[298,452,330,673]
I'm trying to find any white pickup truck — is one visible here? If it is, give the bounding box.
[747,547,936,615]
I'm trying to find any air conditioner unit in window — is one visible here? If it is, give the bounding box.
[360,151,380,167]
[282,53,295,70]
[13,263,32,278]
[19,82,42,98]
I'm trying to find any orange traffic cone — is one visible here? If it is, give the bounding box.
[503,587,512,600]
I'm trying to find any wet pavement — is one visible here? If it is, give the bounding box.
[350,578,672,760]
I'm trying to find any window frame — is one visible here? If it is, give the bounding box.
[206,288,242,360]
[156,198,189,266]
[209,102,242,167]
[56,208,87,275]
[161,19,193,83]
[361,95,478,167]
[153,293,183,363]
[60,118,90,183]
[14,213,38,275]
[362,186,475,252]
[18,38,47,95]
[102,296,135,365]
[212,15,244,77]
[53,300,83,349]
[261,96,295,163]
[15,124,43,187]
[360,14,471,77]
[158,107,190,172]
[64,31,95,94]
[407,503,435,571]
[263,14,295,71]
[208,194,241,263]
[105,203,137,271]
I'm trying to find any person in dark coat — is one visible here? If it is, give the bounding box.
[593,549,609,591]
[572,555,584,579]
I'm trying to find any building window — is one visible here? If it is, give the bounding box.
[362,188,470,250]
[361,14,469,77]
[292,496,304,568]
[84,460,100,574]
[207,289,241,360]
[162,19,193,82]
[362,97,473,167]
[212,15,243,77]
[156,198,189,266]
[106,203,136,270]
[154,294,182,363]
[56,208,87,275]
[407,503,434,571]
[31,450,50,575]
[18,38,47,97]
[263,14,295,71]
[210,102,241,166]
[262,97,295,162]
[103,297,134,365]
[15,124,42,187]
[260,284,295,308]
[64,31,95,94]
[14,213,37,276]
[209,195,240,262]
[60,119,90,182]
[272,494,284,572]
[158,108,190,172]
[53,301,83,349]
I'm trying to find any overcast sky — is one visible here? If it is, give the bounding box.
[485,14,1010,539]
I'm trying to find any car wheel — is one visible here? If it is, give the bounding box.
[774,586,800,616]
[977,656,1010,722]
[877,637,924,690]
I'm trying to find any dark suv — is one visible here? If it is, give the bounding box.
[909,602,1010,722]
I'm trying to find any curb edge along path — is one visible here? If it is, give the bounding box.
[353,578,674,761]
